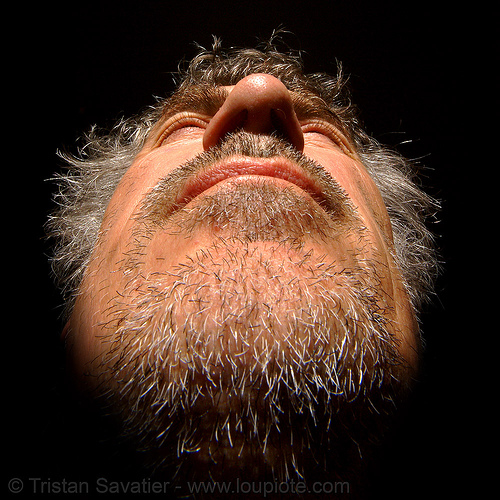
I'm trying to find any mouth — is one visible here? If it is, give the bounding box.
[174,157,327,209]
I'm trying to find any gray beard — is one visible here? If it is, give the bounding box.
[97,242,404,484]
[93,133,409,485]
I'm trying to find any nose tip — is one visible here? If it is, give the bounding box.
[203,73,304,152]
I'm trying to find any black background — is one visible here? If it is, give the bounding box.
[9,1,485,498]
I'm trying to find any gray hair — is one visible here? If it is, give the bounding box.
[46,39,439,317]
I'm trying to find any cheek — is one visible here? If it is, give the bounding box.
[305,146,393,242]
[306,147,419,344]
[305,147,369,202]
[122,145,204,205]
[66,284,109,389]
[101,143,205,245]
[135,142,204,178]
[66,144,207,381]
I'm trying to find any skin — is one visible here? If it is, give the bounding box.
[66,73,418,396]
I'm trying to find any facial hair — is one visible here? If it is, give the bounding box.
[94,132,409,486]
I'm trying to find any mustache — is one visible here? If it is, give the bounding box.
[140,131,358,225]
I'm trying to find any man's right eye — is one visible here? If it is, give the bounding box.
[156,113,209,146]
[161,124,205,145]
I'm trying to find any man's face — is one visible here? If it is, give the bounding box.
[67,74,418,479]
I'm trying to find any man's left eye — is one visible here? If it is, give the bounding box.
[301,121,352,153]
[302,128,341,149]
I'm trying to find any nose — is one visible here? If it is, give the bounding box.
[203,73,304,152]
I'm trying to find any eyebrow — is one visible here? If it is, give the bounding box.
[291,91,347,129]
[161,85,229,121]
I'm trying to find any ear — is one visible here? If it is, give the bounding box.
[61,320,71,340]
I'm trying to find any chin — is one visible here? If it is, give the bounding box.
[85,236,413,491]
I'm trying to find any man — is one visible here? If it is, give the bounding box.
[47,39,438,494]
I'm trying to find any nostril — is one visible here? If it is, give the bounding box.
[270,108,288,137]
[229,109,249,135]
[203,109,248,149]
[222,109,249,144]
[269,108,304,152]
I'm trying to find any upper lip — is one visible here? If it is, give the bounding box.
[175,156,325,208]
